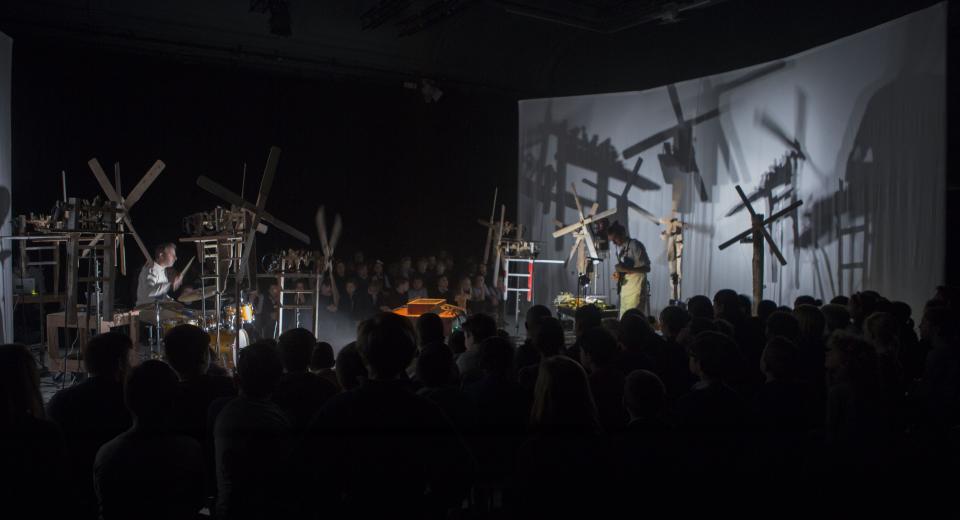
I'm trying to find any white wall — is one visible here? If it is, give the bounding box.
[518,3,946,316]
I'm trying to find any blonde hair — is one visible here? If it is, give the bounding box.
[530,356,601,434]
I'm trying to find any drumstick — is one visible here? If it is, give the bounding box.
[180,256,195,276]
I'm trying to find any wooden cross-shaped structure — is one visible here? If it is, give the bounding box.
[85,159,166,273]
[718,185,802,314]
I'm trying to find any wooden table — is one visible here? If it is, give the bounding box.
[392,307,460,338]
[46,310,139,372]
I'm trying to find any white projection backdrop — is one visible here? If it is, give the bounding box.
[518,3,945,316]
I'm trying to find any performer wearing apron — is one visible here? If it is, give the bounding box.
[607,222,651,318]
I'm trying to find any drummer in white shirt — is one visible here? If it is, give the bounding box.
[136,243,194,305]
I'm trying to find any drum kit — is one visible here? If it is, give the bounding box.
[135,283,255,363]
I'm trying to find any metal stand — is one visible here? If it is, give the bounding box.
[260,265,318,338]
[502,258,564,336]
[180,234,243,367]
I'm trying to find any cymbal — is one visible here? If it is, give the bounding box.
[134,299,190,322]
[178,286,218,303]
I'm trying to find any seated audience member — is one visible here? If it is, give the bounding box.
[830,295,849,306]
[274,328,338,432]
[464,336,528,480]
[794,295,820,309]
[0,344,68,516]
[673,331,749,477]
[566,304,603,360]
[447,329,465,356]
[864,312,906,418]
[847,291,880,334]
[365,279,383,315]
[416,343,477,435]
[580,327,628,433]
[765,311,802,343]
[624,369,672,431]
[619,369,675,483]
[518,316,566,395]
[753,337,810,432]
[757,299,778,327]
[342,278,375,324]
[890,301,923,382]
[300,312,473,517]
[309,341,341,391]
[214,341,294,520]
[821,303,852,335]
[658,306,697,401]
[456,313,498,383]
[408,274,429,301]
[714,289,764,373]
[433,274,453,303]
[164,325,236,443]
[380,277,409,311]
[916,306,960,429]
[675,331,748,431]
[416,312,446,349]
[94,361,204,520]
[615,312,657,376]
[687,294,714,320]
[516,305,552,372]
[824,333,890,475]
[47,332,133,519]
[512,356,609,515]
[335,342,368,391]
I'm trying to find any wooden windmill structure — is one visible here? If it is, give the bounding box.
[84,159,166,274]
[553,183,616,294]
[718,185,802,314]
[196,146,311,351]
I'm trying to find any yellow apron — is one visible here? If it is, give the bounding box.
[619,272,650,318]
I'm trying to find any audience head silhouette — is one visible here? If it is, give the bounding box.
[278,328,316,373]
[579,327,619,370]
[623,369,666,421]
[358,312,417,380]
[0,343,44,424]
[163,325,211,379]
[687,331,739,383]
[125,359,179,429]
[416,343,455,387]
[236,341,284,399]
[84,332,132,379]
[531,355,600,434]
[534,317,565,357]
[416,312,445,346]
[310,341,335,371]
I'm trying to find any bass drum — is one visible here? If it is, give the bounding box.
[209,328,249,370]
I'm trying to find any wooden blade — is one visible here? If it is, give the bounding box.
[329,267,340,307]
[124,160,165,209]
[88,159,123,204]
[570,183,586,222]
[122,214,152,263]
[591,207,617,222]
[583,226,599,261]
[316,207,329,253]
[196,176,310,243]
[629,203,662,225]
[567,235,583,265]
[589,202,599,217]
[483,188,498,265]
[553,221,582,238]
[734,185,786,265]
[328,214,343,254]
[255,147,281,213]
